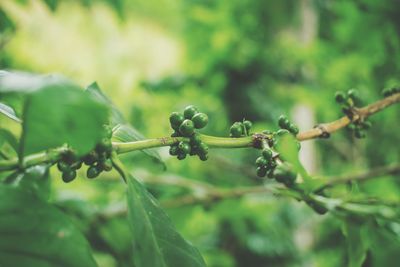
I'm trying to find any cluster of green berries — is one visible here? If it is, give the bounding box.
[255,146,297,187]
[335,89,362,108]
[347,119,371,139]
[169,105,209,161]
[277,115,299,135]
[57,125,113,183]
[382,87,400,97]
[229,120,252,137]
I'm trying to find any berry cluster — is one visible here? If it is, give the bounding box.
[229,120,252,137]
[334,89,373,139]
[57,125,113,183]
[277,115,299,135]
[169,105,209,161]
[335,89,362,108]
[382,87,400,97]
[255,147,276,178]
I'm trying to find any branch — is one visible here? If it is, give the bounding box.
[297,93,400,141]
[0,93,399,171]
[314,163,400,193]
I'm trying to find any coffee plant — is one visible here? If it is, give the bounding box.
[0,70,399,267]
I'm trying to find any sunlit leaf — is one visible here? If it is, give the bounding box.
[0,102,21,122]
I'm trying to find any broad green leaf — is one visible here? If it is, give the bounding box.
[85,82,125,126]
[127,175,206,267]
[86,82,164,167]
[21,85,109,157]
[113,124,165,168]
[0,102,21,122]
[342,221,370,267]
[0,183,97,267]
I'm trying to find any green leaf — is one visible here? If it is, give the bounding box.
[21,85,109,157]
[127,175,206,267]
[0,102,21,123]
[342,221,370,267]
[0,128,18,152]
[0,183,98,267]
[274,133,311,183]
[85,82,125,126]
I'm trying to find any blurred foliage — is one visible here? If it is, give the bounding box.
[0,0,400,266]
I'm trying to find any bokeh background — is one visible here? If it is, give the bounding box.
[1,0,400,266]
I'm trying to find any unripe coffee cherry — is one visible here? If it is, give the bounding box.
[178,141,191,154]
[198,153,209,161]
[87,165,101,179]
[335,91,346,103]
[262,149,273,160]
[288,124,299,135]
[192,113,208,129]
[179,119,195,136]
[62,169,76,183]
[256,166,267,177]
[100,159,113,172]
[230,123,243,137]
[169,112,184,128]
[169,145,179,156]
[57,161,70,172]
[183,105,198,119]
[243,120,252,131]
[177,152,187,160]
[273,164,296,186]
[190,134,202,146]
[197,142,209,155]
[255,156,267,167]
[278,115,290,129]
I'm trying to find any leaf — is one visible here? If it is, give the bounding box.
[85,82,125,126]
[342,221,370,267]
[113,124,165,169]
[21,85,109,157]
[85,82,165,168]
[274,133,311,183]
[0,128,18,152]
[127,175,207,267]
[3,165,51,201]
[0,183,98,267]
[0,102,21,122]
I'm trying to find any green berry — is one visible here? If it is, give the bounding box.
[197,142,209,155]
[190,134,202,146]
[183,105,198,119]
[62,169,76,183]
[71,161,83,170]
[256,166,267,177]
[192,113,208,129]
[243,120,252,131]
[57,161,70,172]
[100,159,113,172]
[255,156,267,167]
[179,119,195,137]
[169,112,184,128]
[177,152,187,160]
[169,145,179,156]
[273,164,297,186]
[354,129,366,139]
[178,141,191,154]
[230,122,243,137]
[278,115,290,129]
[276,129,290,137]
[262,149,273,160]
[335,91,346,103]
[87,165,101,179]
[83,152,98,166]
[360,120,372,130]
[198,153,208,161]
[288,124,299,135]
